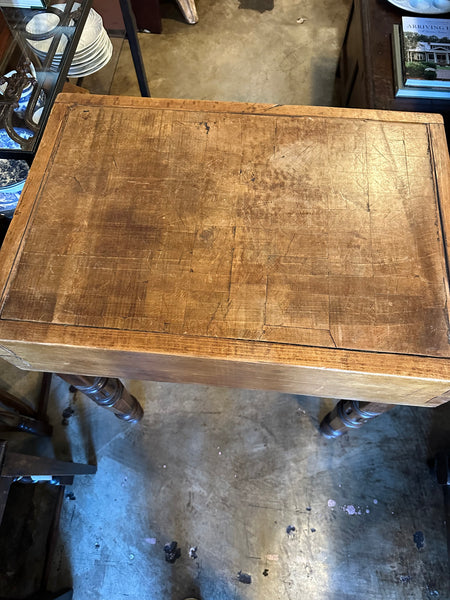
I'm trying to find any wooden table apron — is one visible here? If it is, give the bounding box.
[1,94,450,409]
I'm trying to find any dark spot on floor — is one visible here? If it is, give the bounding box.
[310,528,316,533]
[61,406,74,426]
[262,568,269,577]
[238,0,273,12]
[65,492,76,501]
[164,541,181,563]
[413,531,425,550]
[237,571,252,584]
[286,525,296,535]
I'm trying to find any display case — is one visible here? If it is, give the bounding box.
[0,0,92,161]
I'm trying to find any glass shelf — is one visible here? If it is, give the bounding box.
[0,0,92,160]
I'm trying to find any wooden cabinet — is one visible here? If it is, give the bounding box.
[334,0,450,121]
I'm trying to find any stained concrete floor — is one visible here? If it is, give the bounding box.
[84,0,351,105]
[1,0,450,598]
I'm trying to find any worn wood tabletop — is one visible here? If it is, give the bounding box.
[1,94,450,406]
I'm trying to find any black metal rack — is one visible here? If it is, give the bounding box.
[0,0,149,162]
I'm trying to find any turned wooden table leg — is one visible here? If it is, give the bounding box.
[320,400,394,439]
[57,375,143,423]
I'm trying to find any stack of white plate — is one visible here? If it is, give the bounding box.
[26,6,113,78]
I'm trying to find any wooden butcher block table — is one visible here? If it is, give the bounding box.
[1,94,450,432]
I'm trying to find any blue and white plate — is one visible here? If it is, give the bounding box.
[0,190,23,218]
[0,127,34,150]
[387,0,450,13]
[0,158,29,218]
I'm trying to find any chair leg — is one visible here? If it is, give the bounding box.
[0,374,53,436]
[0,439,96,527]
[36,373,52,422]
[0,410,52,436]
[7,589,73,600]
[0,475,12,523]
[57,374,143,423]
[40,486,65,595]
[40,591,73,600]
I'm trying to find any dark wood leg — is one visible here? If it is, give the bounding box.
[0,409,52,436]
[0,375,53,437]
[0,475,12,524]
[40,485,65,595]
[30,591,73,599]
[36,373,52,422]
[0,438,78,600]
[434,453,450,563]
[0,442,97,479]
[57,375,143,423]
[0,439,96,524]
[320,400,394,439]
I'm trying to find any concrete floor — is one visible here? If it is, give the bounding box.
[1,0,450,598]
[84,0,351,105]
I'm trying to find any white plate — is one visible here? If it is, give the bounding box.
[32,106,43,124]
[27,7,103,56]
[50,33,112,76]
[72,27,107,59]
[50,30,109,68]
[387,0,450,13]
[51,38,103,68]
[0,158,29,192]
[36,29,106,70]
[67,44,112,77]
[26,4,73,54]
[52,38,112,77]
[71,9,103,54]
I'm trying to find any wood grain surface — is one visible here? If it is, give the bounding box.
[1,94,450,406]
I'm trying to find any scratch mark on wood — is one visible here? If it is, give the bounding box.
[73,176,84,192]
[227,227,237,303]
[206,301,222,333]
[285,232,296,256]
[328,330,337,348]
[263,275,268,328]
[263,104,283,112]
